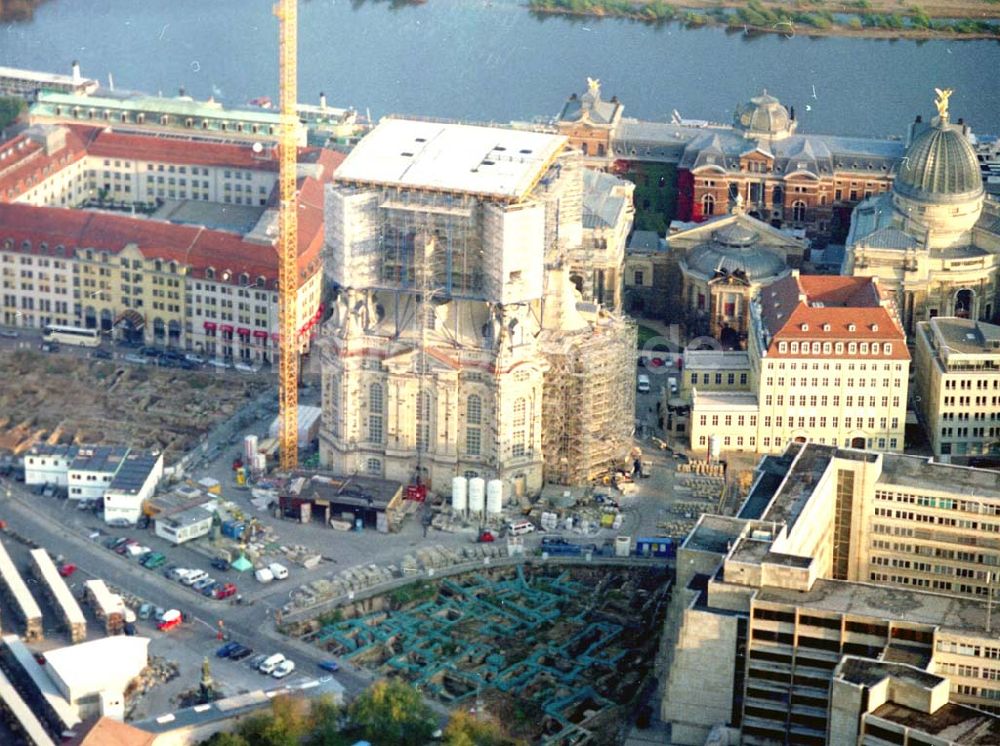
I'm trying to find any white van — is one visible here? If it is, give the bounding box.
[667,376,679,396]
[255,567,274,584]
[637,374,651,393]
[272,659,296,678]
[259,653,285,675]
[506,520,536,537]
[268,562,289,580]
[181,569,208,586]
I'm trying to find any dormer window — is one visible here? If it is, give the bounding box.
[778,342,788,353]
[872,342,880,354]
[860,343,869,354]
[822,323,830,332]
[801,323,809,332]
[205,267,215,280]
[884,343,892,355]
[848,323,856,332]
[871,323,878,332]
[849,342,857,354]
[789,342,798,353]
[835,343,844,354]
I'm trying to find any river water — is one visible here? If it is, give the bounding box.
[1,0,998,138]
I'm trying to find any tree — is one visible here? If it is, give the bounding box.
[349,679,436,746]
[305,695,347,746]
[443,711,523,746]
[0,96,26,131]
[200,732,249,746]
[237,695,310,746]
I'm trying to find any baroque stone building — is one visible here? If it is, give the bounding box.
[319,119,635,494]
[843,90,1000,335]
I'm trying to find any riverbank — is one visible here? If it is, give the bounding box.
[527,0,1000,40]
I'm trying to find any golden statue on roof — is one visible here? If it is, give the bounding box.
[586,77,601,98]
[934,87,953,121]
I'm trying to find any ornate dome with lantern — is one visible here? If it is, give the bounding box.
[733,91,797,141]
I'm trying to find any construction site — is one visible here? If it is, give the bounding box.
[320,117,636,498]
[0,350,270,462]
[301,564,670,744]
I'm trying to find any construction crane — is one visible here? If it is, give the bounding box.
[275,0,299,471]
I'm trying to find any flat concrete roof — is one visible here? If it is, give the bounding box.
[837,656,943,690]
[44,636,149,698]
[683,350,751,371]
[924,317,1000,356]
[683,514,747,554]
[285,473,402,510]
[334,118,567,200]
[755,578,993,635]
[878,452,1000,499]
[691,390,759,409]
[871,701,1000,744]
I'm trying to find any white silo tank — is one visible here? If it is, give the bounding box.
[486,479,503,516]
[451,476,468,514]
[253,453,267,473]
[243,434,258,465]
[708,434,722,460]
[468,477,486,515]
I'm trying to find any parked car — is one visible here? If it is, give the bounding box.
[123,622,137,636]
[139,346,161,357]
[202,581,223,597]
[0,328,20,338]
[216,641,241,658]
[317,660,340,673]
[258,654,285,675]
[157,355,180,368]
[229,645,253,661]
[157,609,182,631]
[248,654,267,670]
[142,552,166,569]
[107,518,133,528]
[214,582,238,600]
[154,607,166,622]
[272,659,296,679]
[163,565,184,580]
[138,603,153,620]
[234,362,261,374]
[105,536,128,550]
[192,576,216,592]
[207,359,231,370]
[181,570,208,586]
[90,348,112,360]
[39,342,59,353]
[268,562,289,580]
[115,539,138,555]
[254,567,274,584]
[57,563,77,578]
[211,557,230,572]
[184,353,205,365]
[123,353,148,365]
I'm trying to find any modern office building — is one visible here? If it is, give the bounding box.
[660,441,1000,745]
[844,90,1000,335]
[0,61,98,101]
[320,118,635,492]
[688,272,909,455]
[914,316,1000,463]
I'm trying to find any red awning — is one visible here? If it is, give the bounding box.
[220,324,234,334]
[252,330,268,339]
[237,327,251,336]
[203,321,217,330]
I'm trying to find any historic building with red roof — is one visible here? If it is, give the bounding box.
[0,122,343,361]
[688,271,909,455]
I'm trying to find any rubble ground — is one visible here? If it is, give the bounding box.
[0,350,270,462]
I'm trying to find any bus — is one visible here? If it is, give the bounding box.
[42,325,99,347]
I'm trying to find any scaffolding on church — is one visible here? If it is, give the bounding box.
[541,315,636,486]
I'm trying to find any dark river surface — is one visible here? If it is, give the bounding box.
[2,0,998,138]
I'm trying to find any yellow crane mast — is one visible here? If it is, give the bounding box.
[275,0,299,471]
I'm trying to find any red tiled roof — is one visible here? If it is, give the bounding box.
[0,186,325,287]
[758,273,908,360]
[0,126,91,202]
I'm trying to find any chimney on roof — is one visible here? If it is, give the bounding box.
[179,86,186,97]
[915,114,922,123]
[71,60,81,84]
[319,92,327,112]
[790,105,795,121]
[570,93,578,101]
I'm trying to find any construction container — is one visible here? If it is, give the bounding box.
[221,520,246,540]
[614,536,631,557]
[243,435,258,466]
[451,476,468,514]
[486,479,503,516]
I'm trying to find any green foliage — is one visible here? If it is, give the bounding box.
[317,608,344,627]
[444,711,524,746]
[0,97,27,131]
[348,679,436,746]
[389,580,436,607]
[200,734,249,746]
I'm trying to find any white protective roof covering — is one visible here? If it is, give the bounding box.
[335,118,567,200]
[44,636,149,699]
